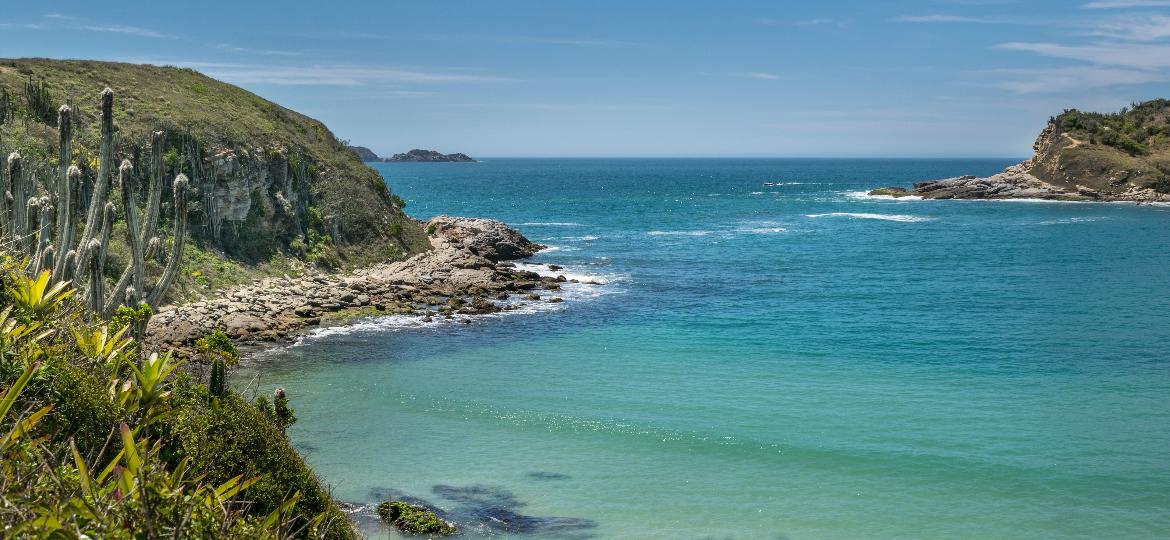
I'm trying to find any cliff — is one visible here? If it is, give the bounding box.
[0,58,430,302]
[872,99,1170,202]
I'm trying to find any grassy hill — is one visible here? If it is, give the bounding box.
[0,58,429,302]
[1030,99,1170,195]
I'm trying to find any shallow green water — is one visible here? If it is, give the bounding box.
[236,159,1170,539]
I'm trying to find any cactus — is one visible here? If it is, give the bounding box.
[208,356,226,400]
[145,174,187,308]
[0,87,191,322]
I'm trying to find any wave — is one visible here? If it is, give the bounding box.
[512,262,617,285]
[1038,216,1107,225]
[805,212,933,223]
[647,230,713,237]
[740,227,787,234]
[519,222,584,227]
[845,190,923,201]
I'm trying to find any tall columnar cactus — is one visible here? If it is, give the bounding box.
[208,356,226,400]
[52,166,80,280]
[145,174,188,308]
[72,89,115,286]
[0,87,192,321]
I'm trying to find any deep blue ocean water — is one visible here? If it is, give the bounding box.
[237,159,1170,539]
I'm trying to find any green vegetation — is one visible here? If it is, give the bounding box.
[0,258,357,538]
[376,501,457,536]
[0,58,431,303]
[1031,99,1170,194]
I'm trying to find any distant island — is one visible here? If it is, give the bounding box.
[349,146,476,163]
[871,99,1170,202]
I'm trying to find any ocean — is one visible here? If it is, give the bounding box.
[234,159,1170,539]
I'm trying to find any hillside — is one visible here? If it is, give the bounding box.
[871,99,1170,201]
[0,58,429,302]
[1031,99,1170,195]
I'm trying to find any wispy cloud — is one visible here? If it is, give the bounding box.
[758,17,848,28]
[0,22,47,30]
[134,61,512,86]
[1088,14,1170,40]
[986,66,1168,92]
[746,72,782,80]
[79,24,166,38]
[1083,0,1170,8]
[43,13,77,20]
[997,41,1170,69]
[214,43,301,57]
[894,14,993,23]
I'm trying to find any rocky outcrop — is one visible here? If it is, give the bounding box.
[426,215,543,261]
[146,218,560,352]
[910,164,1084,200]
[870,99,1170,202]
[348,145,382,162]
[388,149,475,162]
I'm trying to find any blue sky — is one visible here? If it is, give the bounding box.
[3,1,1170,157]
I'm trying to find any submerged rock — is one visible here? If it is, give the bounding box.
[376,500,457,536]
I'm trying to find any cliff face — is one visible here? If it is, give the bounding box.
[873,99,1170,202]
[0,58,430,299]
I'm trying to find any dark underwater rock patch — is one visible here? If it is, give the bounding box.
[431,483,597,537]
[527,471,571,480]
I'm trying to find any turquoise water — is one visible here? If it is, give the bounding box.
[237,159,1170,539]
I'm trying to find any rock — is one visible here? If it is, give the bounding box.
[547,264,563,271]
[525,293,541,301]
[547,297,564,303]
[376,501,457,536]
[868,187,913,197]
[387,149,475,163]
[425,216,543,262]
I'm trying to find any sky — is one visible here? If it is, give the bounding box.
[2,1,1170,157]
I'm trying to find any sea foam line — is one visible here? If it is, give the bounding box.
[845,190,923,201]
[806,212,933,223]
[647,230,713,237]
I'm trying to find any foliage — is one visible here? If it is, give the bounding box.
[22,75,55,126]
[9,269,73,317]
[376,501,457,535]
[0,266,356,538]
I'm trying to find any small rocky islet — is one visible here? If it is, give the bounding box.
[870,99,1170,202]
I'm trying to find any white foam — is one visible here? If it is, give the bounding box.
[519,222,584,227]
[741,227,787,234]
[1038,216,1107,225]
[647,230,713,237]
[563,235,599,241]
[805,212,933,223]
[845,190,923,201]
[512,262,616,285]
[750,191,765,195]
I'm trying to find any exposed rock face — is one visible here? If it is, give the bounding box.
[426,215,543,262]
[911,164,1080,200]
[388,149,476,162]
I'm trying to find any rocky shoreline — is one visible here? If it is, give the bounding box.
[146,216,587,354]
[870,163,1170,202]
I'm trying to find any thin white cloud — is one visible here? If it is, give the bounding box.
[0,22,46,30]
[1084,0,1170,8]
[997,41,1170,69]
[746,72,782,80]
[214,43,301,57]
[133,61,512,86]
[1089,14,1170,41]
[43,13,77,20]
[895,15,992,23]
[987,66,1167,92]
[79,24,165,38]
